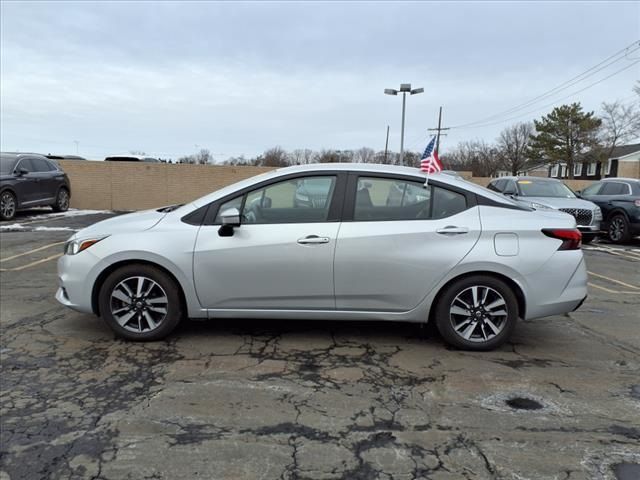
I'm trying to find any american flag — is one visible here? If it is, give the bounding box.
[420,136,443,174]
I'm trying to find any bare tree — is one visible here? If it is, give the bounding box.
[195,148,213,164]
[261,146,289,167]
[355,147,375,163]
[443,140,500,176]
[600,100,640,159]
[497,122,534,175]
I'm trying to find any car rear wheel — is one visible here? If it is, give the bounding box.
[607,214,631,244]
[434,275,518,351]
[0,191,17,221]
[98,264,183,341]
[52,188,70,212]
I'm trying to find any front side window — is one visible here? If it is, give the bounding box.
[15,158,34,173]
[240,176,336,224]
[581,182,602,196]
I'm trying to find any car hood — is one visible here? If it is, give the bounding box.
[0,174,16,182]
[70,209,167,240]
[515,196,597,210]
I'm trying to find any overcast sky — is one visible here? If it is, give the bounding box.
[1,1,639,161]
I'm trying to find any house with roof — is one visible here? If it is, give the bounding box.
[548,143,640,180]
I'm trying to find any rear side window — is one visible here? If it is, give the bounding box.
[352,177,467,221]
[600,182,629,195]
[354,177,431,221]
[432,187,467,219]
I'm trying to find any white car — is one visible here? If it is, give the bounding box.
[56,164,588,350]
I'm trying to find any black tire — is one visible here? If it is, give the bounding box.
[434,275,518,351]
[98,264,183,341]
[0,190,17,221]
[52,187,70,212]
[607,214,631,244]
[581,233,595,245]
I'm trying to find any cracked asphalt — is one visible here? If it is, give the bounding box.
[1,211,639,480]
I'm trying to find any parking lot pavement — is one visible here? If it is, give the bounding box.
[1,214,639,480]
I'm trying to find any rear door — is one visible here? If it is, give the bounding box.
[334,174,481,312]
[29,157,60,202]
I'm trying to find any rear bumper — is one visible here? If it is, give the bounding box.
[524,254,588,320]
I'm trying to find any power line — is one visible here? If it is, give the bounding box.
[457,60,640,130]
[452,40,640,128]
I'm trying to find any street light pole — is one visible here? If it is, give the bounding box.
[384,84,423,166]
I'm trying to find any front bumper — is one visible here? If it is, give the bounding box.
[56,252,101,314]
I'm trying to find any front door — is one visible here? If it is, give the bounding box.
[193,174,343,310]
[334,175,481,311]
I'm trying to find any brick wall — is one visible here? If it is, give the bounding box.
[59,161,596,211]
[59,161,274,210]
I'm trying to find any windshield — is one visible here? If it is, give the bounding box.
[516,180,576,198]
[0,156,17,174]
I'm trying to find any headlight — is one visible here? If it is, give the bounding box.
[594,207,603,221]
[64,236,108,255]
[529,202,553,211]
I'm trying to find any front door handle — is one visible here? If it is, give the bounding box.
[297,235,330,245]
[436,226,469,235]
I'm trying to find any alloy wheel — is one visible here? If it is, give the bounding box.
[1,192,16,219]
[58,190,69,210]
[449,285,508,343]
[110,276,168,333]
[609,217,625,242]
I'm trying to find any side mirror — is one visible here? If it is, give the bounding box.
[221,207,241,227]
[17,168,29,176]
[218,207,241,237]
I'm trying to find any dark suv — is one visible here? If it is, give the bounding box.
[579,178,640,243]
[0,153,71,221]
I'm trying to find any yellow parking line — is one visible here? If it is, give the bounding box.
[587,271,640,290]
[0,241,65,263]
[0,253,62,272]
[588,282,640,295]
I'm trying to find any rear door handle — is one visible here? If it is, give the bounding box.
[436,226,469,235]
[297,235,330,245]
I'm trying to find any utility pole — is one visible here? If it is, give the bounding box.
[428,106,450,154]
[383,125,390,163]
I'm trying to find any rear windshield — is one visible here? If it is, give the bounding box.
[0,156,17,174]
[516,180,575,198]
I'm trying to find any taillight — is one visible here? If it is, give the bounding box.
[542,228,582,250]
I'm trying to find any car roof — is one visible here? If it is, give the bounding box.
[1,152,51,160]
[601,177,639,183]
[186,163,519,209]
[493,176,560,182]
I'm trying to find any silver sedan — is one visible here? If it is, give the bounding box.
[56,164,588,350]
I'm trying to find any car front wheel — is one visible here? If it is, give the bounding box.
[607,214,631,244]
[0,190,17,221]
[98,264,183,341]
[434,275,518,351]
[52,188,70,212]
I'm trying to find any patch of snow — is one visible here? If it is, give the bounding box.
[21,209,112,221]
[0,224,76,232]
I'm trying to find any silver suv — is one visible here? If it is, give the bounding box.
[488,176,602,243]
